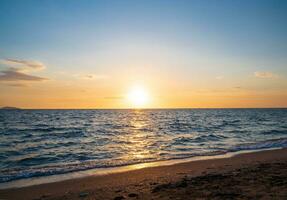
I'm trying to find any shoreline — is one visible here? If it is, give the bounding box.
[0,147,281,190]
[1,148,287,199]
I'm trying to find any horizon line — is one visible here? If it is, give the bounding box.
[1,107,287,110]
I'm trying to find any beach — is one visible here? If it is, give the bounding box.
[1,148,287,200]
[1,0,287,199]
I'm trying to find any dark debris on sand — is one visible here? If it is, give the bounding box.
[151,162,287,200]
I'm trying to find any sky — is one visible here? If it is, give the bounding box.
[0,0,287,108]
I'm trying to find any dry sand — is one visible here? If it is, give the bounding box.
[1,148,287,200]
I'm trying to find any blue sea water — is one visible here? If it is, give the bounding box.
[0,109,287,183]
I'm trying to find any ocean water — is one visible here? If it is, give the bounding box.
[0,109,287,183]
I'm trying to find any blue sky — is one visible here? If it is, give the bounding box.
[0,0,287,108]
[1,0,287,60]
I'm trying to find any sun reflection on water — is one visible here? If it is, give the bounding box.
[119,109,157,161]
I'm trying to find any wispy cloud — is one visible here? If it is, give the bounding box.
[3,59,45,71]
[0,58,48,83]
[75,74,108,80]
[0,68,48,82]
[254,71,278,79]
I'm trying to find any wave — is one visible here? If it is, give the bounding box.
[1,137,287,184]
[230,138,287,151]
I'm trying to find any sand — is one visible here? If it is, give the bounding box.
[1,148,287,200]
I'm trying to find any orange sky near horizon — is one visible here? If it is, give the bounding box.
[1,72,286,109]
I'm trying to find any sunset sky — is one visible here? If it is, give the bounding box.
[0,0,287,108]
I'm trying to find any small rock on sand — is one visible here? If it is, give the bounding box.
[79,192,89,198]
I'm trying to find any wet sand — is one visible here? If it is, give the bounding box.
[1,148,287,200]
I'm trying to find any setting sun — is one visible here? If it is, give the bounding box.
[127,85,150,108]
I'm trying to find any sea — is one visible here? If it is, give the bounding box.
[0,108,287,186]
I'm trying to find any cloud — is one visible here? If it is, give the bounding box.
[3,59,45,71]
[0,58,48,82]
[0,67,48,82]
[254,71,278,79]
[76,74,108,80]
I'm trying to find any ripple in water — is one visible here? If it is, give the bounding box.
[0,108,287,183]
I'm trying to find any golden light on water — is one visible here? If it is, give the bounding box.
[127,85,150,108]
[120,110,156,162]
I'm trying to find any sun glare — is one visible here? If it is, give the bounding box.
[127,85,150,108]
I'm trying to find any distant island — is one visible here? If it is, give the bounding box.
[1,106,21,110]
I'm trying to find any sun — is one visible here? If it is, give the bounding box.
[127,85,150,108]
